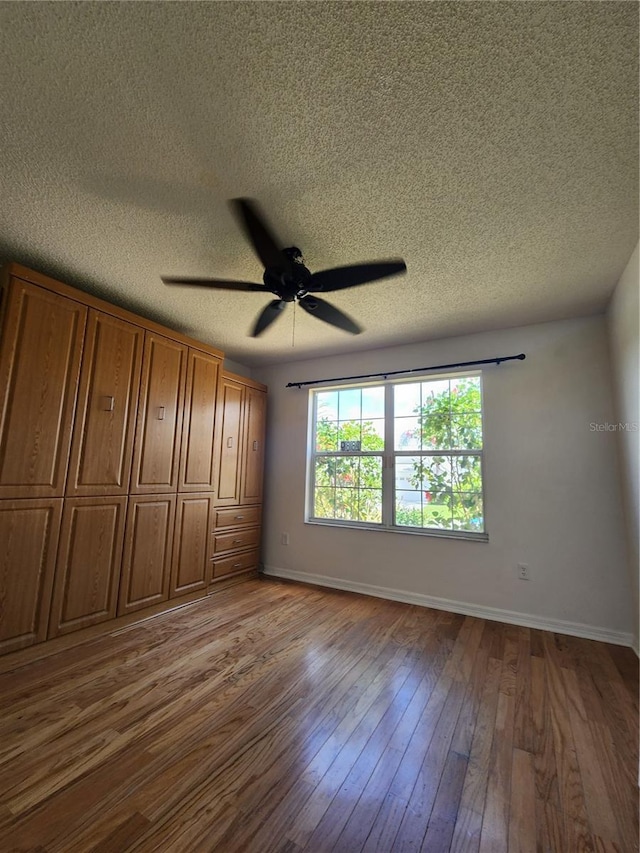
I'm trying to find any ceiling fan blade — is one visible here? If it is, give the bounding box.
[299,295,361,335]
[162,276,265,292]
[306,259,407,293]
[252,299,287,337]
[230,198,293,274]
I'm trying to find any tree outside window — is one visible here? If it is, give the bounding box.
[309,375,485,536]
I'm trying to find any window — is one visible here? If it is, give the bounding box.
[308,373,486,538]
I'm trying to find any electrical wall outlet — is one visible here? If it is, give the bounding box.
[517,562,530,581]
[281,532,290,546]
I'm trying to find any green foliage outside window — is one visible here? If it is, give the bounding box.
[314,418,383,522]
[400,377,484,532]
[311,376,484,533]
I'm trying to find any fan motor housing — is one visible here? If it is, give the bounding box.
[264,247,312,301]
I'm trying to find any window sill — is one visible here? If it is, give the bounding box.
[305,519,489,542]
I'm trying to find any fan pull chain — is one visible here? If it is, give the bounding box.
[292,301,296,347]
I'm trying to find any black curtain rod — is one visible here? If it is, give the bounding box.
[286,353,526,389]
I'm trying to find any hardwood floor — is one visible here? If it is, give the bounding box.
[0,578,637,852]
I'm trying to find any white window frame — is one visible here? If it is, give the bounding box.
[305,371,488,541]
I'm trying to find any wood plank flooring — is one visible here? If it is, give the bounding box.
[0,577,637,852]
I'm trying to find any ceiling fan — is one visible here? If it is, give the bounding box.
[162,198,407,337]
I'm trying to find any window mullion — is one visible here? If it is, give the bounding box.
[382,384,394,526]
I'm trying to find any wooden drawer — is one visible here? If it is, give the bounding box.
[210,548,259,580]
[214,505,261,530]
[212,526,261,555]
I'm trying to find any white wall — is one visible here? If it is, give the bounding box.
[254,315,634,644]
[607,243,639,652]
[223,357,253,379]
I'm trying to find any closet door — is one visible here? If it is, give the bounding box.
[0,499,62,654]
[118,494,176,615]
[66,310,144,496]
[131,333,187,494]
[240,386,266,505]
[170,494,211,597]
[0,279,86,498]
[213,377,244,506]
[49,496,127,637]
[178,350,220,492]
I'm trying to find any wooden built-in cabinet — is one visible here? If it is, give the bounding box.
[179,350,220,492]
[211,548,260,581]
[0,499,63,655]
[49,496,127,636]
[211,372,266,586]
[66,311,144,497]
[119,494,176,615]
[211,506,262,582]
[131,333,187,494]
[213,373,266,507]
[0,280,86,499]
[214,504,262,530]
[240,384,266,505]
[0,262,267,660]
[171,494,212,596]
[214,375,244,506]
[212,526,261,554]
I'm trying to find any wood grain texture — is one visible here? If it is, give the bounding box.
[0,499,63,654]
[240,384,266,505]
[130,332,187,494]
[170,494,211,597]
[213,526,261,555]
[214,504,261,529]
[49,496,127,636]
[214,371,267,509]
[178,348,220,493]
[66,309,144,497]
[118,494,176,615]
[0,278,86,498]
[214,376,244,505]
[210,548,259,581]
[0,578,636,852]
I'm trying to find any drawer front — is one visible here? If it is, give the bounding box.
[214,505,261,530]
[210,548,259,579]
[213,526,261,555]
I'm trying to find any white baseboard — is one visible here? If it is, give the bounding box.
[262,565,635,649]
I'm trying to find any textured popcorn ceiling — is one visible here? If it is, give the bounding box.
[0,2,637,366]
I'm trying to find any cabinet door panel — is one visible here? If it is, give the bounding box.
[119,495,176,614]
[131,333,187,493]
[214,378,243,505]
[170,494,210,597]
[240,387,266,504]
[67,311,143,496]
[0,499,62,654]
[179,350,220,492]
[49,497,127,637]
[0,280,86,498]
